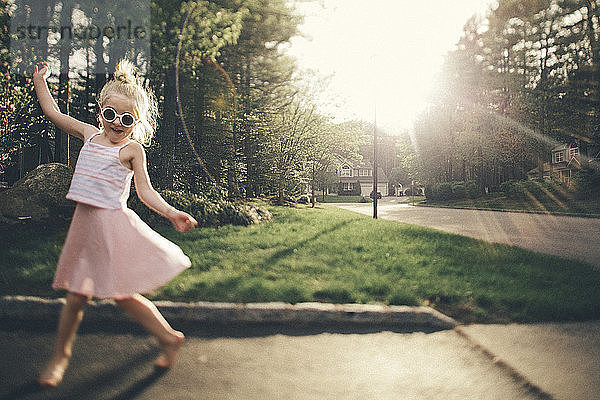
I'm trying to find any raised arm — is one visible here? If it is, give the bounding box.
[32,62,98,141]
[125,142,197,232]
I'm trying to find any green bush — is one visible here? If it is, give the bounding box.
[424,184,435,199]
[434,182,453,201]
[572,168,600,199]
[297,194,311,204]
[539,178,566,199]
[522,179,545,198]
[128,189,272,228]
[465,181,482,198]
[500,180,526,199]
[500,179,563,200]
[451,182,466,199]
[426,181,481,201]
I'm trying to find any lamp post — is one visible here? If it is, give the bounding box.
[372,107,378,219]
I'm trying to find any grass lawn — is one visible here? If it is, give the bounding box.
[318,195,370,203]
[1,205,599,323]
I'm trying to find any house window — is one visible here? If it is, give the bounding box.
[569,147,579,158]
[359,169,371,177]
[340,165,352,177]
[343,182,354,191]
[553,151,564,163]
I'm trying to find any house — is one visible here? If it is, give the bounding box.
[527,141,600,185]
[335,158,389,197]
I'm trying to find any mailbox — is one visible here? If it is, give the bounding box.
[369,190,382,200]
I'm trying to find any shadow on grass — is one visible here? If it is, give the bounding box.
[263,219,354,267]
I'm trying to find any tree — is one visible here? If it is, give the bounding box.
[305,120,363,200]
[149,0,247,190]
[218,0,301,197]
[390,133,421,190]
[415,0,599,191]
[0,65,46,182]
[264,96,324,202]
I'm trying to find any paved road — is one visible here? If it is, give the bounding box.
[335,198,600,268]
[1,321,546,400]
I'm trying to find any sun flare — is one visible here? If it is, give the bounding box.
[287,0,496,134]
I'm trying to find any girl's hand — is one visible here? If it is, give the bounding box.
[33,62,51,80]
[169,210,198,233]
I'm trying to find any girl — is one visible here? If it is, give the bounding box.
[33,59,198,388]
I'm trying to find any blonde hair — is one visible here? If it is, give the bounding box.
[98,59,158,146]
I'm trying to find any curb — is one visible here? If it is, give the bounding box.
[0,295,458,331]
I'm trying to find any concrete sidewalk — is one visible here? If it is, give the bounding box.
[1,296,599,400]
[457,322,600,400]
[0,323,546,400]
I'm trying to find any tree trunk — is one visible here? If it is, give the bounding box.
[55,4,71,165]
[585,0,599,69]
[158,64,178,189]
[94,23,107,100]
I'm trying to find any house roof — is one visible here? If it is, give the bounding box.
[566,156,582,168]
[335,149,391,181]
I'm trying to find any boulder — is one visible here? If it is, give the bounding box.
[0,163,75,223]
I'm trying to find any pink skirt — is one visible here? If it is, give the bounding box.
[53,203,191,299]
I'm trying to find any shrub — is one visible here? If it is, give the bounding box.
[500,180,525,199]
[404,187,422,196]
[297,194,311,204]
[434,182,453,201]
[541,178,568,199]
[425,181,457,201]
[500,179,562,200]
[128,189,272,228]
[572,168,600,199]
[424,184,436,200]
[522,179,545,198]
[451,182,466,199]
[465,181,482,198]
[425,181,483,201]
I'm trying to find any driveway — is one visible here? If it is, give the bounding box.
[335,198,600,268]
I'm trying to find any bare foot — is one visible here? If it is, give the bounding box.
[39,356,69,388]
[155,331,185,369]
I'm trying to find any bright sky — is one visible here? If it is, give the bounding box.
[285,0,496,135]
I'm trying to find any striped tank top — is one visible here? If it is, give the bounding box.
[66,132,134,209]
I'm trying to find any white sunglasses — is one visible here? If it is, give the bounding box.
[100,107,138,127]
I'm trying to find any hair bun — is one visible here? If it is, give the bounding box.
[113,59,137,84]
